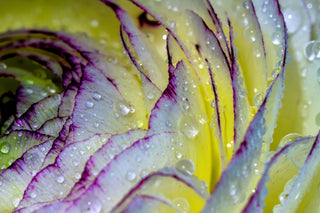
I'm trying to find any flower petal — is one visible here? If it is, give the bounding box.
[243,135,317,212]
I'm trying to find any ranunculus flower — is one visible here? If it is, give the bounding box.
[0,0,319,212]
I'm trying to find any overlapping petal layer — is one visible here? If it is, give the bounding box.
[0,0,319,212]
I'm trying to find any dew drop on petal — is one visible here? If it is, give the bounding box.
[80,195,102,213]
[283,8,301,34]
[85,101,94,109]
[305,42,315,61]
[90,19,99,28]
[254,92,264,107]
[92,93,101,101]
[0,62,7,69]
[272,31,282,45]
[173,198,190,213]
[244,26,256,42]
[30,192,37,198]
[125,170,136,182]
[56,176,65,184]
[74,173,81,180]
[271,68,281,79]
[179,116,199,139]
[176,159,195,175]
[147,92,154,100]
[278,133,301,147]
[0,143,10,154]
[13,198,20,208]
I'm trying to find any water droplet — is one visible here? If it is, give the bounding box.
[0,62,7,69]
[271,68,280,79]
[26,89,33,94]
[116,102,134,116]
[199,180,208,195]
[56,176,64,183]
[85,101,94,109]
[80,195,102,213]
[254,92,264,107]
[175,151,182,159]
[273,204,282,213]
[279,133,301,147]
[176,159,195,175]
[125,170,136,182]
[30,192,37,198]
[182,102,190,111]
[0,143,10,154]
[147,93,154,99]
[244,26,256,42]
[13,198,20,207]
[140,169,148,178]
[230,184,237,196]
[254,49,261,58]
[179,116,199,139]
[90,19,99,27]
[272,31,282,45]
[92,93,101,101]
[304,41,320,61]
[283,8,301,34]
[75,173,81,180]
[73,160,80,167]
[173,198,190,213]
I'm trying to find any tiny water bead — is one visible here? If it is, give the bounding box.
[92,93,101,101]
[80,195,102,213]
[0,62,7,69]
[125,170,137,182]
[85,101,94,109]
[282,7,302,34]
[56,176,65,184]
[90,19,99,28]
[271,67,281,79]
[178,116,199,139]
[176,159,195,176]
[0,142,10,154]
[278,133,302,148]
[115,102,135,116]
[272,31,282,45]
[304,40,320,61]
[244,26,256,43]
[173,197,190,213]
[254,92,264,107]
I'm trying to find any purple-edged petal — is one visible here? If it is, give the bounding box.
[33,133,180,212]
[112,167,209,213]
[67,129,146,200]
[114,194,179,213]
[10,94,62,132]
[147,60,216,188]
[104,0,168,91]
[16,133,110,210]
[0,131,52,169]
[0,139,54,212]
[202,32,286,211]
[243,136,316,213]
[279,131,320,212]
